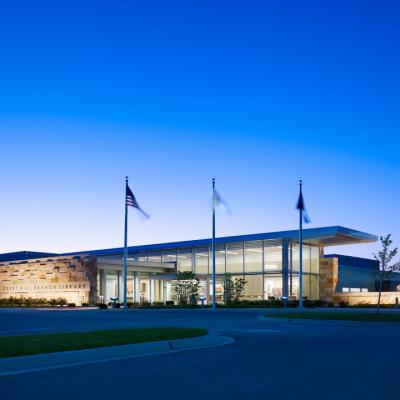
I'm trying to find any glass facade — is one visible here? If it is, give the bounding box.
[162,239,319,301]
[244,241,263,273]
[195,247,209,275]
[264,241,282,272]
[226,243,244,273]
[177,249,193,272]
[99,238,321,303]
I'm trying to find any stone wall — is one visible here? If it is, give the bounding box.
[319,257,338,302]
[334,291,400,305]
[0,255,98,306]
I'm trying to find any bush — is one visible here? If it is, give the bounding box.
[81,302,89,307]
[338,301,349,307]
[303,300,315,308]
[152,302,164,306]
[140,301,151,308]
[165,301,175,306]
[128,302,140,308]
[57,297,68,306]
[68,303,76,307]
[288,300,299,307]
[97,303,107,309]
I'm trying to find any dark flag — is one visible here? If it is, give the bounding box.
[126,184,150,219]
[296,187,311,224]
[296,180,311,309]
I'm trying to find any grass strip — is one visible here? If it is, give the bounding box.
[265,312,400,322]
[0,327,207,358]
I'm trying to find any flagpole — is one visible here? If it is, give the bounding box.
[212,178,216,310]
[298,180,303,308]
[123,176,129,309]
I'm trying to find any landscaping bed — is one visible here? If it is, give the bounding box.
[0,327,207,358]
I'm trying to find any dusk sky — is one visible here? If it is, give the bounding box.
[1,1,399,258]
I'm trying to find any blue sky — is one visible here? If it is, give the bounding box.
[0,0,399,258]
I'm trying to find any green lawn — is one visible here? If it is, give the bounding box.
[265,312,400,322]
[0,327,207,358]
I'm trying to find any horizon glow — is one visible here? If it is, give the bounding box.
[1,1,399,260]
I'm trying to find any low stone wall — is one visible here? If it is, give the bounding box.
[0,255,98,306]
[334,291,400,305]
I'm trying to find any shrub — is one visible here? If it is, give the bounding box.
[152,302,164,306]
[48,298,58,306]
[68,303,76,307]
[303,300,315,308]
[56,297,68,306]
[338,301,349,307]
[287,300,299,308]
[128,302,140,308]
[165,300,175,306]
[97,303,107,309]
[81,302,89,307]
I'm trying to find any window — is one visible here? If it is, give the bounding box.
[213,245,226,274]
[177,249,193,272]
[310,246,320,273]
[195,248,209,275]
[264,275,282,299]
[226,243,243,273]
[137,252,148,262]
[244,241,262,273]
[162,249,177,263]
[245,275,263,300]
[264,241,282,272]
[148,251,161,262]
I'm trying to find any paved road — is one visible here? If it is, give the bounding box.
[0,308,399,400]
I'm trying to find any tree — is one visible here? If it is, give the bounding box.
[223,273,247,305]
[373,235,400,315]
[172,271,200,305]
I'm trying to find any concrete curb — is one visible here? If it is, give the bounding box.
[259,315,399,325]
[0,334,234,377]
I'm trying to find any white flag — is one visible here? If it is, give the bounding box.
[213,188,231,214]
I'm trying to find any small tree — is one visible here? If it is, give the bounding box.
[223,273,247,304]
[374,234,400,315]
[172,271,200,305]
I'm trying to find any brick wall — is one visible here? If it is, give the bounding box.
[0,255,98,306]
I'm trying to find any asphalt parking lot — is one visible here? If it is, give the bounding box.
[0,308,399,400]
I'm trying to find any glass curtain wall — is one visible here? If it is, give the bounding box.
[140,239,320,302]
[162,249,177,263]
[244,241,263,273]
[177,249,193,272]
[226,243,244,274]
[195,247,209,275]
[290,243,320,300]
[215,245,226,274]
[264,241,282,273]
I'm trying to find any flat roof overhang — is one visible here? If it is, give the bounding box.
[63,226,377,257]
[299,227,378,247]
[96,257,175,273]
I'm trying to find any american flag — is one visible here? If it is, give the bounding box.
[126,184,150,218]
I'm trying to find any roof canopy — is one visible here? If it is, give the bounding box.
[63,226,377,257]
[0,227,377,263]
